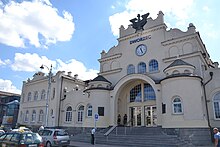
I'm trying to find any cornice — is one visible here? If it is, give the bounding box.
[99,53,122,63]
[118,24,166,43]
[99,68,122,76]
[161,33,197,46]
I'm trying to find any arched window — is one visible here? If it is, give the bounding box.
[39,110,44,122]
[25,110,29,122]
[34,91,38,101]
[213,92,220,119]
[149,59,158,72]
[138,62,146,74]
[127,64,135,74]
[87,105,92,117]
[144,84,156,101]
[184,69,191,74]
[130,84,142,102]
[172,70,180,75]
[97,84,102,87]
[77,105,84,122]
[41,89,46,100]
[52,88,55,100]
[31,110,36,122]
[50,109,53,116]
[172,97,183,114]
[27,92,31,101]
[66,106,72,122]
[22,93,25,103]
[20,111,23,122]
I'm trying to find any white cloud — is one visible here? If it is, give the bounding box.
[11,53,55,72]
[0,0,74,48]
[56,59,98,80]
[109,0,194,36]
[11,53,98,80]
[0,79,21,94]
[0,58,11,66]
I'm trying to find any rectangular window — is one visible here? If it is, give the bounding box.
[98,107,104,116]
[162,103,166,114]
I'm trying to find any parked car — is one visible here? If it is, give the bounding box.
[38,128,70,147]
[0,131,44,147]
[12,127,32,133]
[0,130,5,135]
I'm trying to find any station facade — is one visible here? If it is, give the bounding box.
[18,11,220,136]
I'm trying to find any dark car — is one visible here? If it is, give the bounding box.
[38,128,70,147]
[0,131,44,147]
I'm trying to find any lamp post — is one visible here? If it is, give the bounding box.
[40,64,52,127]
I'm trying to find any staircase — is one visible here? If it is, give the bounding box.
[70,126,192,147]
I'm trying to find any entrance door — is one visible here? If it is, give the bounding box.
[130,107,141,126]
[144,106,157,126]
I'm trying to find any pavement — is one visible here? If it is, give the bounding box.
[69,141,214,147]
[69,141,121,147]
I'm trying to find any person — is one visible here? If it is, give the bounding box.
[123,114,127,126]
[213,127,220,147]
[39,125,44,131]
[91,128,95,145]
[117,114,121,125]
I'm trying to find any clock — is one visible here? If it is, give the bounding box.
[136,44,147,56]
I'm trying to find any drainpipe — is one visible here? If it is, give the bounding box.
[57,76,63,127]
[202,71,213,142]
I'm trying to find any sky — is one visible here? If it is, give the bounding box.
[0,0,220,94]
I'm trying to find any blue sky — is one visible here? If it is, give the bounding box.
[0,0,220,94]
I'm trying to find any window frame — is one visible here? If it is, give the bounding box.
[41,89,46,100]
[24,110,29,122]
[77,105,84,123]
[66,106,73,122]
[39,110,44,122]
[149,59,159,72]
[127,64,135,74]
[34,91,38,101]
[87,105,92,117]
[138,62,146,74]
[31,110,36,122]
[27,92,32,102]
[213,92,220,120]
[172,96,183,114]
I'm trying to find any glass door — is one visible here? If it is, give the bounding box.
[144,106,157,126]
[130,107,142,126]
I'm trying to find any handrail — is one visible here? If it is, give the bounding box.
[104,125,117,136]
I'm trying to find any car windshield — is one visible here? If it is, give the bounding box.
[54,130,68,136]
[21,133,42,144]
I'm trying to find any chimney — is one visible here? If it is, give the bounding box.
[67,71,72,77]
[74,74,78,79]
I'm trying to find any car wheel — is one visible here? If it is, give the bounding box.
[46,141,52,147]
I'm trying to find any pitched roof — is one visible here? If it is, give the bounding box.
[163,59,195,71]
[91,75,111,83]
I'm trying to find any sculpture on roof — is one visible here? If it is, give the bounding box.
[130,13,149,32]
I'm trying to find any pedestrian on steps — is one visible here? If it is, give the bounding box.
[91,128,96,145]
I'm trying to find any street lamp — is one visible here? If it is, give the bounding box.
[40,64,52,127]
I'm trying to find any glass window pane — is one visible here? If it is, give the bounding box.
[130,84,142,102]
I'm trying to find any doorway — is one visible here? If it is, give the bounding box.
[130,107,141,126]
[144,106,157,126]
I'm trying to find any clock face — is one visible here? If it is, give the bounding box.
[136,44,147,56]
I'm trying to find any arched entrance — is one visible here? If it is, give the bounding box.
[115,76,157,127]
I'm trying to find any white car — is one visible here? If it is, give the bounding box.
[38,128,70,147]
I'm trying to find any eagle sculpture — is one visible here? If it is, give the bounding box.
[130,13,149,32]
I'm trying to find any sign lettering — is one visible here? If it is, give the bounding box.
[130,35,151,44]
